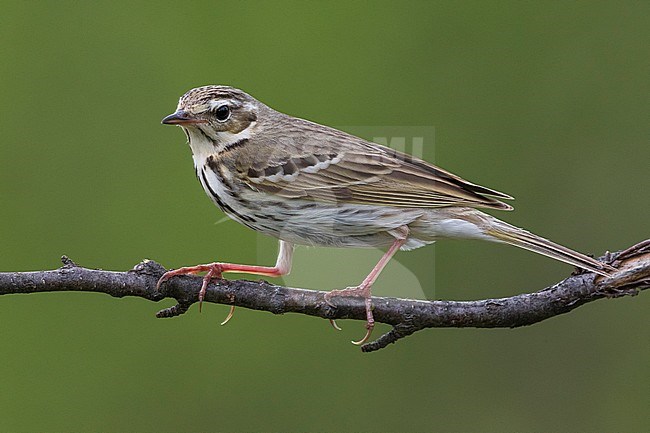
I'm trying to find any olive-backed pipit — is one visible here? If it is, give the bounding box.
[157,85,613,344]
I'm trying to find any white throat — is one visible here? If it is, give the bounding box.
[184,122,255,167]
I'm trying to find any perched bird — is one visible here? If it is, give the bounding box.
[158,85,613,344]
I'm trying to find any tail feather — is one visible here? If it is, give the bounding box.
[485,220,614,277]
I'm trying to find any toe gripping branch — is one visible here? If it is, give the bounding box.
[152,263,230,320]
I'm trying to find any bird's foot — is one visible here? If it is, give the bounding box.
[156,263,230,316]
[325,284,374,345]
[156,256,291,325]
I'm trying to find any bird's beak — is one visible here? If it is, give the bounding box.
[161,110,207,125]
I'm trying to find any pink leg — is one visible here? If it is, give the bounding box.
[325,226,409,345]
[156,241,294,318]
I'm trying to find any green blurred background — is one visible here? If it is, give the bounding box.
[1,1,648,432]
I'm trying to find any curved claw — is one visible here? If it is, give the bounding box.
[329,319,342,331]
[323,293,335,308]
[220,305,235,326]
[197,266,225,313]
[351,326,373,346]
[155,274,170,291]
[198,274,209,313]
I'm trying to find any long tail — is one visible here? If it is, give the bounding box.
[483,216,614,277]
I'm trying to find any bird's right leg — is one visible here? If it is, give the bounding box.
[156,240,294,322]
[325,226,409,345]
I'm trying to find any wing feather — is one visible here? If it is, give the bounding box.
[234,131,513,210]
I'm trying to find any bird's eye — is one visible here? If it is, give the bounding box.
[215,105,231,121]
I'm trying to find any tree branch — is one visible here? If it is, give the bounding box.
[1,240,648,352]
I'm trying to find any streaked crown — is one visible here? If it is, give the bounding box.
[162,85,260,134]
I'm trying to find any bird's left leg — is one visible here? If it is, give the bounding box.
[325,226,409,345]
[156,240,294,322]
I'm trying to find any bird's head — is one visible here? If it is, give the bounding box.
[162,85,260,138]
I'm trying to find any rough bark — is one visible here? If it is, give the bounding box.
[1,240,648,352]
